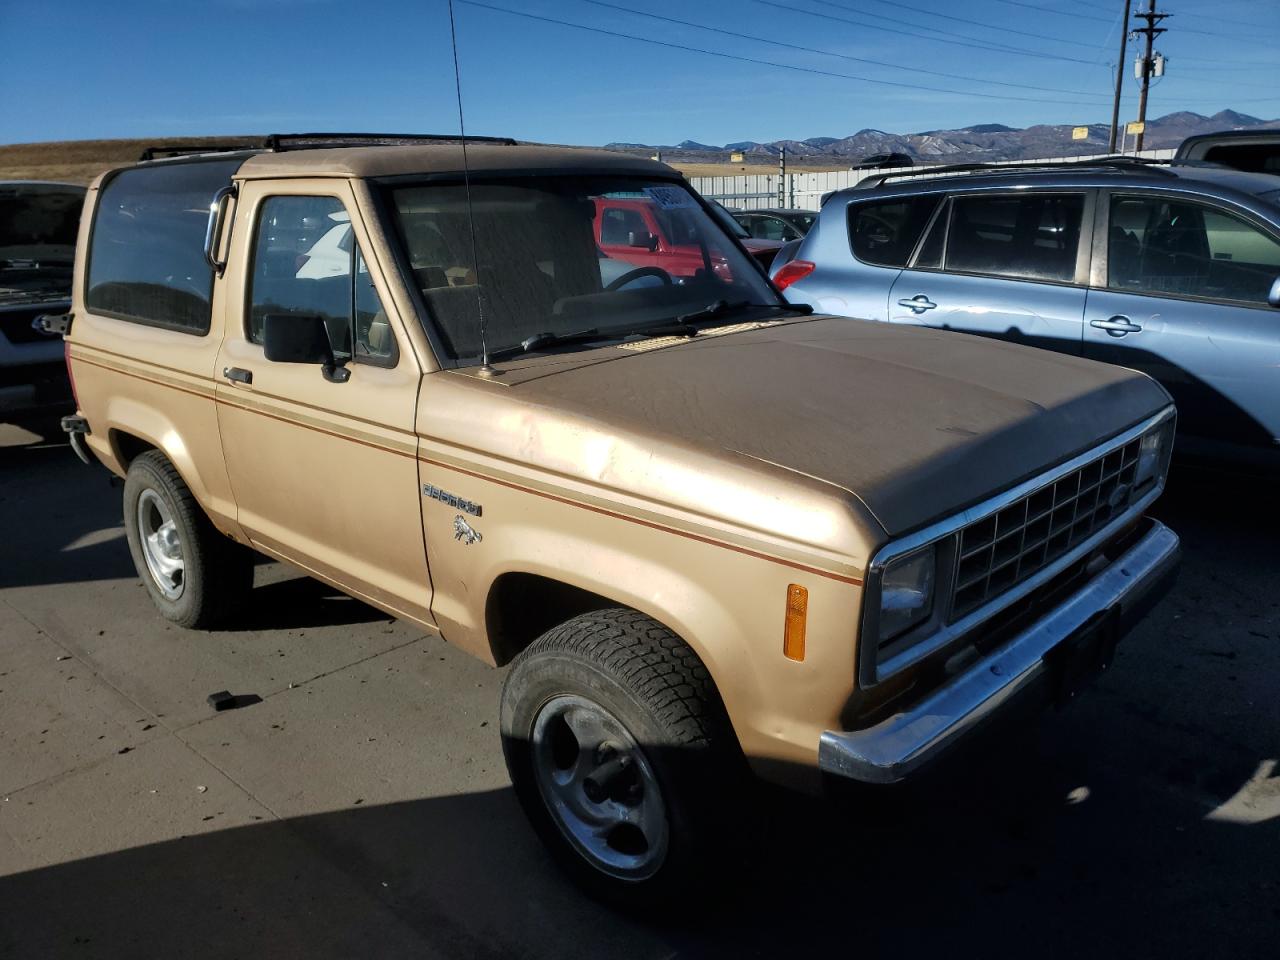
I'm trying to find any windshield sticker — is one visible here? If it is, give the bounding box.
[643,186,697,210]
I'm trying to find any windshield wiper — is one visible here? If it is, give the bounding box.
[484,327,603,361]
[624,320,698,339]
[671,298,814,325]
[487,320,700,363]
[673,299,752,325]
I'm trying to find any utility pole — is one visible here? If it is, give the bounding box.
[1133,0,1169,152]
[1108,0,1133,153]
[778,146,786,207]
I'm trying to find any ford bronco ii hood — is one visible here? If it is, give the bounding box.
[495,317,1171,537]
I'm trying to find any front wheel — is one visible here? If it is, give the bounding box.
[122,450,252,628]
[500,608,748,905]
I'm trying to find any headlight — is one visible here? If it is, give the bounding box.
[878,545,936,644]
[1135,418,1174,488]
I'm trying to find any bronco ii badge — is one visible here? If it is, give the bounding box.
[422,483,481,517]
[453,515,483,546]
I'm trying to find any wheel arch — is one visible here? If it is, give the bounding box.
[480,563,754,735]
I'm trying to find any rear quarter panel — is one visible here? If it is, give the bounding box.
[783,201,900,321]
[67,174,240,537]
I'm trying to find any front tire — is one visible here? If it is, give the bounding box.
[122,451,251,628]
[500,608,747,905]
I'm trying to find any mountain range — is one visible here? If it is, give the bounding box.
[606,110,1280,165]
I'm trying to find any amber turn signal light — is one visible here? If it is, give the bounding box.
[783,583,808,661]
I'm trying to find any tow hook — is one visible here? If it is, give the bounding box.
[61,415,92,465]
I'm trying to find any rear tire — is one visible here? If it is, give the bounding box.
[122,451,252,628]
[500,608,749,907]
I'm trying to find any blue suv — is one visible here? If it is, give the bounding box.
[773,159,1280,467]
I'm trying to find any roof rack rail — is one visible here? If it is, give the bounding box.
[856,154,1174,189]
[263,132,519,151]
[138,141,266,162]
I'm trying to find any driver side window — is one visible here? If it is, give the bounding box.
[248,195,397,365]
[1107,195,1280,305]
[600,207,648,245]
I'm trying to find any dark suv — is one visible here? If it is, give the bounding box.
[772,158,1280,467]
[1,180,85,419]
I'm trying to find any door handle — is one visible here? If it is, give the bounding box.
[222,366,253,385]
[1090,316,1142,337]
[896,295,937,313]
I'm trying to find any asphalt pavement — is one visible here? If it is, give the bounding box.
[1,415,1276,959]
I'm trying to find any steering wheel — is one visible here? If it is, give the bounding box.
[605,266,673,291]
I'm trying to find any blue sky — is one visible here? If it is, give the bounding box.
[2,0,1277,147]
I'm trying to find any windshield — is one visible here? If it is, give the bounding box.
[387,176,780,362]
[0,183,85,301]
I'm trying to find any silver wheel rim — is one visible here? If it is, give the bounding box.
[531,694,670,880]
[136,488,185,601]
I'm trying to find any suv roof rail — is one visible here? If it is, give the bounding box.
[138,141,266,162]
[262,132,520,151]
[855,155,1175,190]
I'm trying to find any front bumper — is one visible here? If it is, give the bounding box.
[819,518,1180,784]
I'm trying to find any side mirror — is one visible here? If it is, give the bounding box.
[628,230,659,251]
[262,313,350,383]
[1269,276,1280,308]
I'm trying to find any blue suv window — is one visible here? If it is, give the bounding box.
[945,194,1083,284]
[1108,195,1280,305]
[848,196,939,267]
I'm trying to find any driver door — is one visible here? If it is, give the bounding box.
[213,178,433,625]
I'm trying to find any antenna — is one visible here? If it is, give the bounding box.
[447,0,497,377]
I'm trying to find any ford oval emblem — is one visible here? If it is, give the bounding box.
[1108,483,1131,511]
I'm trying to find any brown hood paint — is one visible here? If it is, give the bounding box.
[488,316,1171,536]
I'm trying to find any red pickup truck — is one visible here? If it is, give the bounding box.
[594,196,781,280]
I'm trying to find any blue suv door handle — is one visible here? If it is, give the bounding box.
[897,295,937,313]
[1090,315,1143,337]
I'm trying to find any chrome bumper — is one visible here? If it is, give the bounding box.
[819,519,1180,784]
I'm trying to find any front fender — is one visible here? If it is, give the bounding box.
[421,477,863,779]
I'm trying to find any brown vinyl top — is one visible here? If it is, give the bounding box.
[234,144,678,181]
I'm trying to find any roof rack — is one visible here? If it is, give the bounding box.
[855,155,1175,189]
[136,132,520,164]
[138,141,265,162]
[263,132,519,151]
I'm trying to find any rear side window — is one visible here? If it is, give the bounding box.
[1201,144,1280,174]
[945,193,1084,283]
[848,196,940,267]
[85,160,241,334]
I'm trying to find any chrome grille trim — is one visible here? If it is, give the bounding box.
[951,436,1142,619]
[858,407,1175,687]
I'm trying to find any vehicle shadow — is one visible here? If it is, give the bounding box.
[0,419,134,590]
[211,572,391,632]
[0,734,1273,960]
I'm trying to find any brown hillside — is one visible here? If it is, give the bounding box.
[0,137,256,184]
[0,136,847,184]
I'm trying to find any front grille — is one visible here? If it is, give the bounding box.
[950,437,1142,619]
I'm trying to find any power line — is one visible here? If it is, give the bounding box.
[455,1,1111,103]
[765,0,1039,60]
[578,0,1110,97]
[816,0,1103,49]
[1166,6,1280,32]
[990,0,1114,23]
[755,0,1103,65]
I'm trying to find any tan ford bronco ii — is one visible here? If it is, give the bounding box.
[57,134,1180,900]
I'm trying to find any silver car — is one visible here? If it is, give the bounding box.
[773,159,1280,467]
